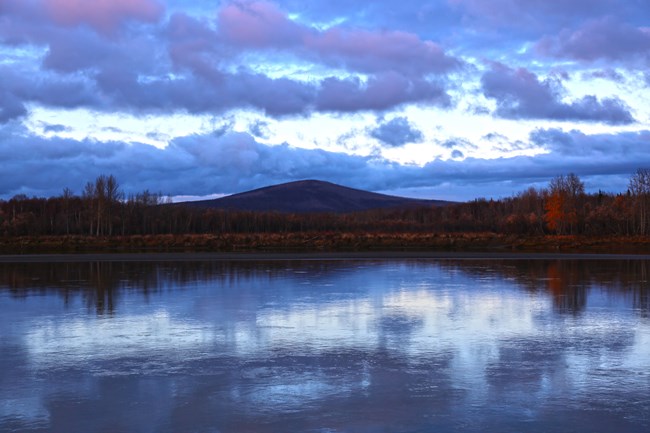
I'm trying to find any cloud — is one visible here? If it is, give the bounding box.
[272,0,457,35]
[249,120,271,138]
[42,31,114,72]
[445,0,650,57]
[450,0,628,30]
[43,0,164,35]
[481,133,530,152]
[316,73,450,112]
[441,138,479,159]
[582,69,626,83]
[0,90,27,123]
[481,63,635,124]
[369,117,423,147]
[0,3,457,119]
[102,126,124,133]
[217,1,461,76]
[530,128,650,159]
[0,0,164,41]
[218,1,304,48]
[305,27,460,76]
[42,123,70,133]
[0,66,101,118]
[54,60,320,117]
[536,17,650,64]
[167,57,451,114]
[1,124,649,200]
[441,138,478,150]
[16,0,644,124]
[2,54,449,120]
[0,126,378,197]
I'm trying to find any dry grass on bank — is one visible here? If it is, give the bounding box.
[2,232,650,255]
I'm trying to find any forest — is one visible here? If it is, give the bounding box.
[1,170,650,240]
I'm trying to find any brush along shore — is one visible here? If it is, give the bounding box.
[1,232,649,255]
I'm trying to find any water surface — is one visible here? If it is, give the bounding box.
[1,259,649,432]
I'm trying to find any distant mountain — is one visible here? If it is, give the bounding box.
[182,180,451,213]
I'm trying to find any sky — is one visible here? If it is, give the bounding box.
[0,0,649,201]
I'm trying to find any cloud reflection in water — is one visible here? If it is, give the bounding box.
[0,259,649,432]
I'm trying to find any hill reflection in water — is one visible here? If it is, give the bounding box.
[0,258,648,432]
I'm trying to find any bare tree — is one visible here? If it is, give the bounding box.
[105,175,122,236]
[94,175,107,236]
[82,181,95,235]
[61,187,73,235]
[629,168,650,235]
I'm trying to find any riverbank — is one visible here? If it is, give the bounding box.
[2,251,650,263]
[1,232,650,256]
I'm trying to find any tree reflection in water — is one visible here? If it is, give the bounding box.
[438,259,650,316]
[1,258,647,316]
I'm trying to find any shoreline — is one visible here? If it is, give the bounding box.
[2,233,650,261]
[2,251,650,262]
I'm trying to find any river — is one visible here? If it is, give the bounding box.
[0,257,649,432]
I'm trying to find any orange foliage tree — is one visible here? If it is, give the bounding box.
[544,190,565,233]
[544,174,584,234]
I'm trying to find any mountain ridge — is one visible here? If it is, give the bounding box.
[181,179,450,213]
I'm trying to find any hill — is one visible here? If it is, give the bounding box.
[182,180,450,213]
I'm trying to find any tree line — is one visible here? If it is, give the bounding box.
[2,170,650,237]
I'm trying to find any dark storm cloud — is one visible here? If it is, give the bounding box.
[481,63,635,124]
[369,117,423,147]
[1,125,648,200]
